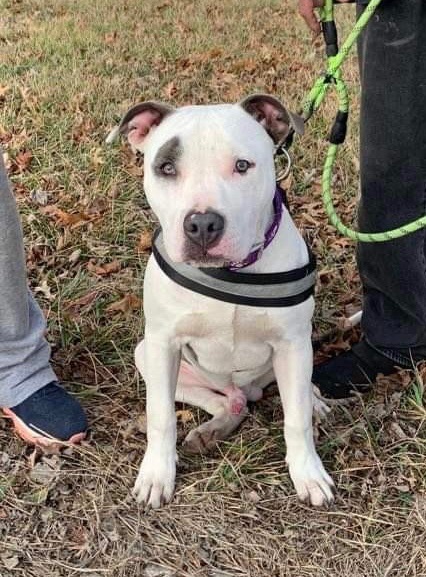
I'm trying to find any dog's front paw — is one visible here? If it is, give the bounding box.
[288,452,335,507]
[132,451,176,508]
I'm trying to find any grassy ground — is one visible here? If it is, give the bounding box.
[1,0,425,575]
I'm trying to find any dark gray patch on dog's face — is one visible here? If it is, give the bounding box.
[152,136,182,177]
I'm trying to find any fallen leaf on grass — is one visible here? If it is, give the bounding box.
[106,293,142,314]
[30,456,61,484]
[232,58,257,74]
[164,81,177,99]
[71,116,96,143]
[30,188,49,206]
[176,409,194,424]
[87,259,121,276]
[156,1,172,10]
[90,146,105,167]
[41,205,91,228]
[65,290,99,318]
[104,31,118,44]
[34,279,54,301]
[0,85,10,98]
[246,489,262,504]
[68,248,82,263]
[0,128,12,146]
[127,163,144,177]
[67,525,90,550]
[137,231,152,252]
[10,149,33,173]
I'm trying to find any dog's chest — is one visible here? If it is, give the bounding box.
[175,306,280,375]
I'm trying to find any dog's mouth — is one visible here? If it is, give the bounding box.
[183,252,229,269]
[181,241,231,268]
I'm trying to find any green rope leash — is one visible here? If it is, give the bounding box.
[307,0,426,242]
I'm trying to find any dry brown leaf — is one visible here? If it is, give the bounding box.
[0,85,10,100]
[87,260,121,276]
[90,146,105,167]
[0,128,12,145]
[176,409,194,424]
[246,490,262,504]
[210,48,223,58]
[164,81,177,99]
[19,86,34,104]
[34,280,54,301]
[106,293,142,314]
[104,31,118,44]
[156,1,171,10]
[65,290,99,318]
[68,249,81,264]
[137,231,152,252]
[127,163,144,177]
[71,117,96,143]
[13,149,33,173]
[86,197,107,215]
[232,58,257,73]
[41,205,91,228]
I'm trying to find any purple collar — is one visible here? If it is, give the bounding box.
[228,186,283,271]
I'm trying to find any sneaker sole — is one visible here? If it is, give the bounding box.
[2,408,86,449]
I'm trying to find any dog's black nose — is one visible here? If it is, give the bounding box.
[183,210,225,249]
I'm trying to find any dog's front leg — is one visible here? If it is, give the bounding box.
[273,336,335,507]
[133,335,180,508]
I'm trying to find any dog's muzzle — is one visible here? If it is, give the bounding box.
[183,210,225,250]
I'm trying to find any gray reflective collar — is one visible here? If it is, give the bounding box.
[152,229,316,307]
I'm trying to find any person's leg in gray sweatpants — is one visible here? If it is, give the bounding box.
[313,0,426,397]
[0,152,56,408]
[0,149,87,444]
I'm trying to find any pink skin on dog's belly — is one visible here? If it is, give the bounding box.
[222,384,247,415]
[179,362,247,415]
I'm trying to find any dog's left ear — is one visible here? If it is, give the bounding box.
[239,94,304,144]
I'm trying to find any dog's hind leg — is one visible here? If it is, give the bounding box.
[136,342,247,453]
[241,368,275,402]
[176,362,248,454]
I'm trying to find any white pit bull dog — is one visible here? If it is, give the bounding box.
[114,94,334,508]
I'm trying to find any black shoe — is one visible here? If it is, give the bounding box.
[3,382,88,448]
[313,339,426,399]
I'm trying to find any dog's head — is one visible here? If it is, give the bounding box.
[118,94,303,267]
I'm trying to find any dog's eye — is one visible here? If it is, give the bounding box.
[234,159,253,174]
[160,162,177,176]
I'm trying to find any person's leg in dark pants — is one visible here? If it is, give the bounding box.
[313,0,426,397]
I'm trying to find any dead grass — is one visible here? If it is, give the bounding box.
[0,1,425,576]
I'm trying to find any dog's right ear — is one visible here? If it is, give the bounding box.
[239,94,304,144]
[106,102,174,150]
